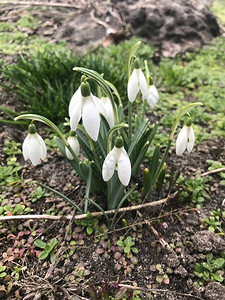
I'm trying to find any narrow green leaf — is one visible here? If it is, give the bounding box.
[111,184,138,222]
[143,168,151,196]
[84,164,92,213]
[149,144,160,184]
[35,181,83,213]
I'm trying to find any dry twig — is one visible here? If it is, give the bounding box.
[200,167,225,177]
[0,191,178,222]
[117,283,205,300]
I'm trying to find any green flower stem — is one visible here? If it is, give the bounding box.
[77,124,95,152]
[84,163,92,213]
[107,123,128,153]
[15,113,80,164]
[127,41,141,79]
[144,60,150,87]
[141,100,147,121]
[105,80,123,107]
[73,67,119,124]
[128,101,132,145]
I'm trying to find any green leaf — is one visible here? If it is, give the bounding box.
[38,251,49,260]
[131,247,139,254]
[213,258,225,269]
[87,227,93,235]
[48,238,58,250]
[212,273,224,282]
[202,262,212,272]
[149,144,160,184]
[117,240,124,247]
[0,272,7,278]
[34,239,47,249]
[0,266,6,272]
[124,246,130,254]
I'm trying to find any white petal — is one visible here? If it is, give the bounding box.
[22,134,29,161]
[82,95,100,141]
[137,69,148,99]
[36,133,47,160]
[28,134,42,166]
[92,95,106,116]
[69,87,81,117]
[146,93,157,110]
[102,149,117,181]
[70,95,82,131]
[102,97,115,128]
[187,126,195,153]
[127,69,139,103]
[176,126,188,156]
[66,136,80,160]
[147,85,159,109]
[117,147,131,186]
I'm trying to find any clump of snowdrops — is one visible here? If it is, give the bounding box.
[15,41,202,213]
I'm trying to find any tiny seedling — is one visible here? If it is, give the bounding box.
[3,139,22,157]
[34,238,58,262]
[194,253,225,286]
[0,265,7,278]
[117,236,138,258]
[30,186,50,203]
[207,159,225,186]
[177,175,210,208]
[202,209,224,234]
[76,212,99,235]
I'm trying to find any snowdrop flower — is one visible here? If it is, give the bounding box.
[146,84,159,109]
[127,58,148,103]
[22,123,47,166]
[176,119,195,156]
[69,81,106,141]
[102,137,131,186]
[65,133,80,160]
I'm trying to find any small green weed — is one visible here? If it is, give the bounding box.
[177,175,210,208]
[202,209,225,234]
[30,186,51,203]
[0,165,22,191]
[3,139,22,156]
[75,213,99,235]
[158,60,193,92]
[0,265,7,278]
[117,236,138,258]
[11,265,27,281]
[34,238,58,262]
[0,203,31,216]
[207,160,225,185]
[194,253,225,286]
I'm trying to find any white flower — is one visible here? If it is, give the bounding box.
[146,85,159,109]
[176,125,195,156]
[69,82,106,141]
[102,145,131,186]
[22,130,47,166]
[65,136,80,160]
[127,68,148,103]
